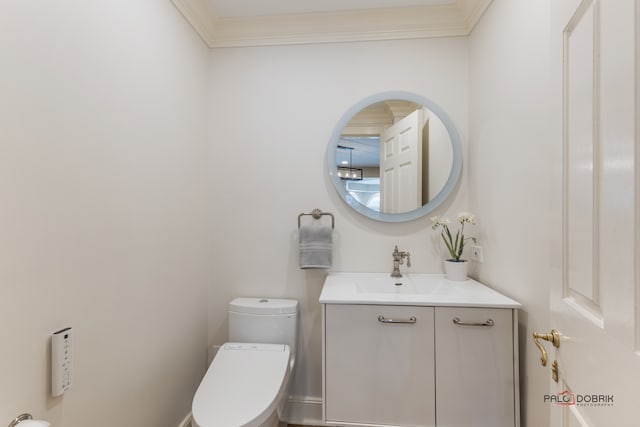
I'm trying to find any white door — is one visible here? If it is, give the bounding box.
[379,108,423,213]
[548,1,640,426]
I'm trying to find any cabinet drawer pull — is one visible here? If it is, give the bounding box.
[452,317,494,327]
[378,315,416,324]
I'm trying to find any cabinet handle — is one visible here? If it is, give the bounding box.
[452,317,494,327]
[378,315,417,324]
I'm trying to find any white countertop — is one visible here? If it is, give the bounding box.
[319,272,521,308]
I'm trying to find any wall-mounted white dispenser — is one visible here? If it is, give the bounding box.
[51,327,73,397]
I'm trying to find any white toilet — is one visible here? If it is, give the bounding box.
[191,297,298,427]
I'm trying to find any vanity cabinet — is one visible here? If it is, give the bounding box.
[323,304,518,427]
[434,307,517,427]
[324,304,436,426]
[320,273,521,427]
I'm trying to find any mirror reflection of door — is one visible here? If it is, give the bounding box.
[337,100,453,214]
[380,108,423,213]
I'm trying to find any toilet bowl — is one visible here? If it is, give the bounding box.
[191,298,298,427]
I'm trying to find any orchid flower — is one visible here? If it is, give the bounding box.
[431,213,477,261]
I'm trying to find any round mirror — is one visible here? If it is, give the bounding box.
[327,91,462,222]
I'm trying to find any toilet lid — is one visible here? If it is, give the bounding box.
[192,343,291,427]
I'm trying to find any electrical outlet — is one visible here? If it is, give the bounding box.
[470,245,483,263]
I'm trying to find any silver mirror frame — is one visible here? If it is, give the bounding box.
[327,91,463,223]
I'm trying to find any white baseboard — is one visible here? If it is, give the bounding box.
[283,395,326,426]
[177,412,192,427]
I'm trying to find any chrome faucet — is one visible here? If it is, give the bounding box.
[391,245,411,277]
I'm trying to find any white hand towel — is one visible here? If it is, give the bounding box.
[299,224,332,269]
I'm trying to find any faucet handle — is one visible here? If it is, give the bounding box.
[406,252,411,268]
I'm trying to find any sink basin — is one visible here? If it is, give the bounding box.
[319,272,521,308]
[355,276,446,295]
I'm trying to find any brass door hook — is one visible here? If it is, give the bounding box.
[551,360,559,383]
[532,329,560,367]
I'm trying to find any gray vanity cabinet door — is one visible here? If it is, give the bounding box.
[434,307,516,427]
[324,304,436,426]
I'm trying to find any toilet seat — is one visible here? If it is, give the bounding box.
[192,343,291,427]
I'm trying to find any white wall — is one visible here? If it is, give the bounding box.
[0,2,557,425]
[468,1,552,426]
[0,2,211,426]
[207,37,470,408]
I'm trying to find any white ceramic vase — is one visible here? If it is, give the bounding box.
[443,259,469,281]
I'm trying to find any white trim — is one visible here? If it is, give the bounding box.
[171,0,217,44]
[456,0,494,31]
[636,0,640,353]
[512,310,521,427]
[283,396,326,426]
[177,412,192,427]
[171,0,493,48]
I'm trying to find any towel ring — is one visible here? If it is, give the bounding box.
[298,209,335,229]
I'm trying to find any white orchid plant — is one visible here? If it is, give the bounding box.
[431,212,477,262]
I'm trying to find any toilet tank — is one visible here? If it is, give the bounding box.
[228,298,298,357]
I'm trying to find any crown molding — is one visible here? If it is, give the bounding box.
[172,0,217,43]
[171,0,492,48]
[456,0,493,30]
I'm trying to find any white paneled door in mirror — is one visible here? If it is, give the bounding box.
[380,108,424,213]
[550,0,640,426]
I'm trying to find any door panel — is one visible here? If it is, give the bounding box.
[550,1,640,426]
